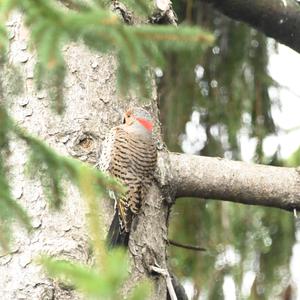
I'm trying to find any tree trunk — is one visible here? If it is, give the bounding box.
[1,11,171,299]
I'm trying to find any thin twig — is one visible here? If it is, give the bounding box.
[150,266,177,300]
[168,239,206,251]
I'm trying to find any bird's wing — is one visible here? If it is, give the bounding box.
[101,127,157,232]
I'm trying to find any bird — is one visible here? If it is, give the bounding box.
[99,107,157,248]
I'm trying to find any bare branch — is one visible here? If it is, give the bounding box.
[201,0,300,53]
[168,239,206,251]
[170,153,300,211]
[150,266,177,300]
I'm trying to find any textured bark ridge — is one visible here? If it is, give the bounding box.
[1,11,172,300]
[171,153,300,211]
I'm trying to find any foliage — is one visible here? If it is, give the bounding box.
[40,251,152,300]
[164,2,295,299]
[0,0,213,112]
[286,146,300,167]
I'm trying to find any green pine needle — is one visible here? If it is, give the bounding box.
[40,250,130,298]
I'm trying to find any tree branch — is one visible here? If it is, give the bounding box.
[170,153,300,211]
[168,239,206,251]
[201,0,300,53]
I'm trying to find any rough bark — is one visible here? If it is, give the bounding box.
[171,153,300,211]
[1,12,110,299]
[1,12,171,300]
[201,0,300,53]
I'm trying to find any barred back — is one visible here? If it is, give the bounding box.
[106,126,157,233]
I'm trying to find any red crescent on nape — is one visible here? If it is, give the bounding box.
[136,117,153,132]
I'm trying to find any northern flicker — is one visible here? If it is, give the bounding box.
[99,107,157,248]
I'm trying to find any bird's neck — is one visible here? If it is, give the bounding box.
[124,123,152,138]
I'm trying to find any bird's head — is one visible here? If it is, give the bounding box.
[122,107,153,134]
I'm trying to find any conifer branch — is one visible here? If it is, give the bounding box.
[0,1,213,111]
[134,25,214,44]
[171,153,300,211]
[201,0,300,53]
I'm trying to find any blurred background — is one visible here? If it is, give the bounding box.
[157,1,300,299]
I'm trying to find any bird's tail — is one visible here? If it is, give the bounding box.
[106,211,129,249]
